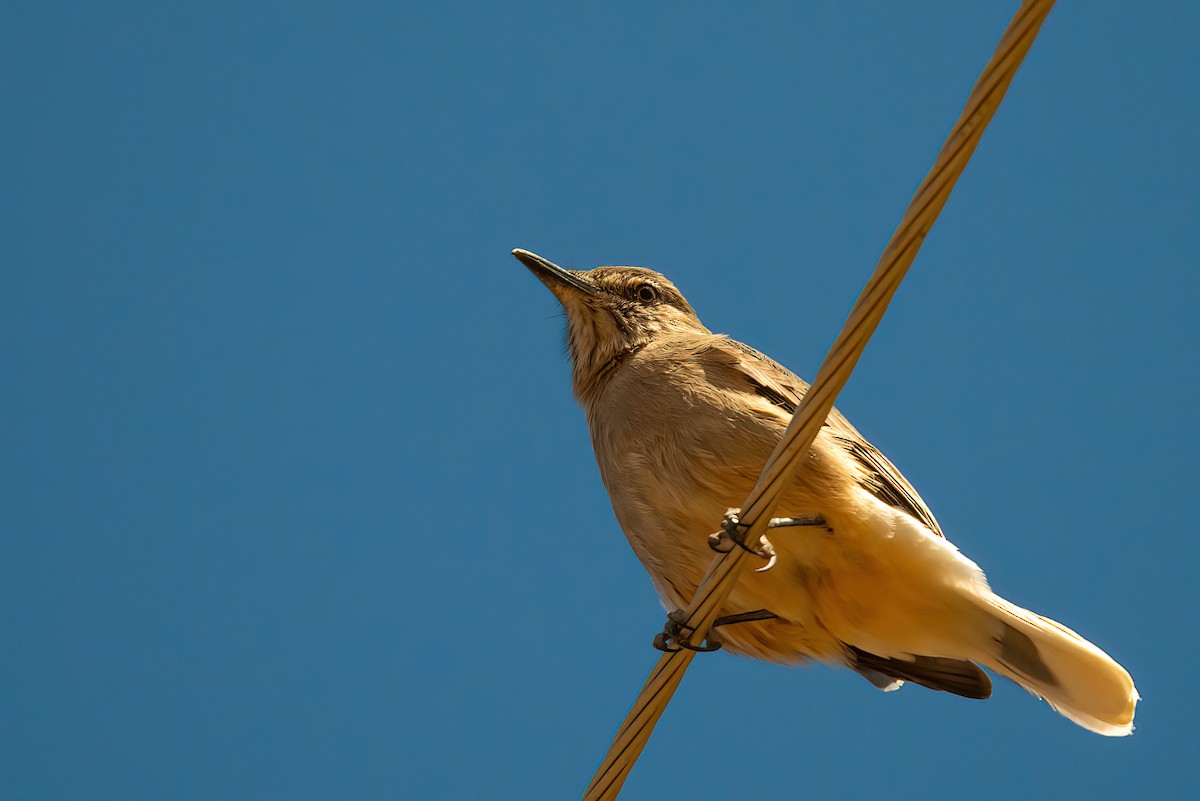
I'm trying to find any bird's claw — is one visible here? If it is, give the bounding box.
[708,508,829,572]
[652,608,780,653]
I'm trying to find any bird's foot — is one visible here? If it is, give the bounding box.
[708,509,831,573]
[653,609,721,653]
[652,608,778,653]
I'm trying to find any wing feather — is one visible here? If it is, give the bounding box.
[702,337,945,538]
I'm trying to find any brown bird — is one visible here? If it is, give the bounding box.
[514,247,1138,735]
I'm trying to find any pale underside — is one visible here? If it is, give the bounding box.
[585,332,995,666]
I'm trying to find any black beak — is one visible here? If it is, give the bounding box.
[512,248,597,296]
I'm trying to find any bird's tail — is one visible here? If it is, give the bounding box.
[968,592,1138,736]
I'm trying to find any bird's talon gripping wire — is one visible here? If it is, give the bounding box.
[708,509,830,573]
[653,610,722,652]
[652,608,780,653]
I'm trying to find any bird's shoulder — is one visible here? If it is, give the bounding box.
[692,335,812,409]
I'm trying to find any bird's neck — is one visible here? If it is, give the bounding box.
[572,340,649,404]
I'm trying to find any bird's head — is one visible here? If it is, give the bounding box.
[513,248,708,401]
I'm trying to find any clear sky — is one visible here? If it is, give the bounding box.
[2,2,1197,799]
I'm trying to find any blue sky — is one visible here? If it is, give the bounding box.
[2,2,1197,799]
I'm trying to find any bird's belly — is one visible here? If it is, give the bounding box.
[603,449,849,663]
[604,448,988,664]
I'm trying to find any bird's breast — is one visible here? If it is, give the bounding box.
[582,353,787,605]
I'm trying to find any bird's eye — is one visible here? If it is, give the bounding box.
[636,284,659,302]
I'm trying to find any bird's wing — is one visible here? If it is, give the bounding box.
[826,424,946,539]
[703,336,945,539]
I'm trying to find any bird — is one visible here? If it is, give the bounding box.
[513,247,1138,736]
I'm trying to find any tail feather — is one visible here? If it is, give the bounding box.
[973,593,1139,736]
[849,646,992,699]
